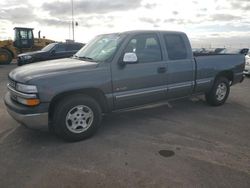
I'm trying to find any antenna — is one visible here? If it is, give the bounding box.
[71,0,74,41]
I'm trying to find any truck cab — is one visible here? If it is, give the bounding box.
[13,27,34,49]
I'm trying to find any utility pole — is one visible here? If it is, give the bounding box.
[71,0,74,41]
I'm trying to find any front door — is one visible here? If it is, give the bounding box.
[50,44,68,59]
[111,33,168,109]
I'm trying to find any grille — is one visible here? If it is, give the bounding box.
[8,78,16,89]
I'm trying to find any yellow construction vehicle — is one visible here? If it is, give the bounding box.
[0,27,55,64]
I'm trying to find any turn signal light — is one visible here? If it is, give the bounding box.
[17,97,40,106]
[26,99,40,106]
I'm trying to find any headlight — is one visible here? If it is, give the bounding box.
[16,83,38,93]
[21,55,32,60]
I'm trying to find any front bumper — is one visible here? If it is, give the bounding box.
[4,92,49,131]
[6,108,48,130]
[17,57,33,66]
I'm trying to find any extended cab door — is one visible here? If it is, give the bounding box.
[163,33,195,98]
[111,33,168,109]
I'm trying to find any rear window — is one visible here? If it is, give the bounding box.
[164,34,187,60]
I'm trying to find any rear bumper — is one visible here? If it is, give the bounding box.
[4,92,49,131]
[244,66,250,75]
[232,72,244,84]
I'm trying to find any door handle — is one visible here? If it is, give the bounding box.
[157,67,166,73]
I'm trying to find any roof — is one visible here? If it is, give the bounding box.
[98,30,186,37]
[121,30,186,35]
[13,27,34,30]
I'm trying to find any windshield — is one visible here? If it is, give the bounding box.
[74,34,122,62]
[41,43,57,52]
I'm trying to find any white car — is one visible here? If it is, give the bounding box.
[244,54,250,76]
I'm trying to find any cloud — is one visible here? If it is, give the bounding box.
[42,0,143,16]
[210,14,242,21]
[39,15,115,28]
[39,18,70,27]
[143,3,157,9]
[139,17,160,24]
[0,7,36,24]
[230,0,250,10]
[164,18,194,25]
[172,11,179,15]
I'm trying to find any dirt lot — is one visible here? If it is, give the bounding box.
[0,64,250,188]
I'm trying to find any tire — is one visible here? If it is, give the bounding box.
[0,49,12,65]
[205,77,230,106]
[53,95,102,141]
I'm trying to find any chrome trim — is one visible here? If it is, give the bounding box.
[7,84,37,99]
[6,108,48,130]
[8,79,16,88]
[116,88,166,99]
[168,81,193,90]
[196,78,212,85]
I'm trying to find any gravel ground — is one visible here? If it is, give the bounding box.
[0,64,250,188]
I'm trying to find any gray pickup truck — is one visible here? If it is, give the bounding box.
[4,30,245,141]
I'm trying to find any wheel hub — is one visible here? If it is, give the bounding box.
[216,83,227,101]
[65,105,94,133]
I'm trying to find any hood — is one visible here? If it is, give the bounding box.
[18,50,47,57]
[9,58,98,83]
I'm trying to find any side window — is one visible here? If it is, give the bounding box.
[28,30,33,39]
[164,34,187,60]
[124,34,162,63]
[55,44,66,52]
[73,44,82,51]
[66,44,73,51]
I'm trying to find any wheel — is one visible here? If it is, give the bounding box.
[53,95,102,141]
[205,77,230,106]
[0,49,12,65]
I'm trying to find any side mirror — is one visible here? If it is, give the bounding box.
[123,52,138,64]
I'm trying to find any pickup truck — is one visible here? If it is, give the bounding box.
[4,30,245,141]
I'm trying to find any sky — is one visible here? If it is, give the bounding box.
[1,0,250,48]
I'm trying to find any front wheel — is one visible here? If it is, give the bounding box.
[0,49,12,65]
[53,95,102,141]
[205,77,230,106]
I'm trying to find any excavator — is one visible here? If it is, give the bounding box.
[0,27,55,64]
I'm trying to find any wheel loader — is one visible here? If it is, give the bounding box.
[0,27,55,64]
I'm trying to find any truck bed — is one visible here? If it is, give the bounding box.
[194,54,245,93]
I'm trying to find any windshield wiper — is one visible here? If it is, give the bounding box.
[73,55,95,61]
[78,56,94,61]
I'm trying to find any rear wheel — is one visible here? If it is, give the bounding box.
[205,77,230,106]
[0,49,12,65]
[53,95,102,141]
